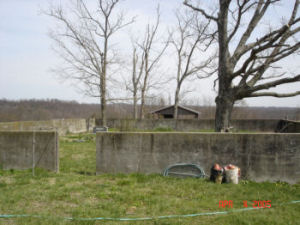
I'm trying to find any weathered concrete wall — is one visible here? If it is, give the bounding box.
[96,132,300,184]
[0,118,95,135]
[102,119,279,132]
[0,131,59,172]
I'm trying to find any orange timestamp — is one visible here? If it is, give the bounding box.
[219,200,271,208]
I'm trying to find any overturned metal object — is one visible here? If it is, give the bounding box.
[163,163,206,178]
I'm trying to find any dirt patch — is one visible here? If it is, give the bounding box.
[70,192,81,199]
[71,154,85,160]
[0,176,15,184]
[48,178,56,186]
[84,196,99,205]
[65,181,83,188]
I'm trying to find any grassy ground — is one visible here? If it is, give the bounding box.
[0,133,299,225]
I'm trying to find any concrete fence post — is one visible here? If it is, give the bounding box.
[55,129,59,173]
[32,131,36,176]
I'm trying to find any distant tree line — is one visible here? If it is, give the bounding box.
[0,99,299,122]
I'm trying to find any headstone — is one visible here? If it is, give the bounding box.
[93,126,108,133]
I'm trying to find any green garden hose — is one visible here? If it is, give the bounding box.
[1,200,299,221]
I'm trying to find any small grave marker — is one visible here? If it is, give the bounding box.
[93,126,108,133]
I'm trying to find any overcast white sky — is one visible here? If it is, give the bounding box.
[0,0,299,107]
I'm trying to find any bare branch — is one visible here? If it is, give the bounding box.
[249,91,300,98]
[183,0,218,21]
[227,0,251,43]
[232,0,274,63]
[250,74,300,92]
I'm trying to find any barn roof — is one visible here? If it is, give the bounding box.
[150,105,200,116]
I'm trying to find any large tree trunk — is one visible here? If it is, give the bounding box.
[215,0,234,132]
[214,69,235,131]
[215,95,234,132]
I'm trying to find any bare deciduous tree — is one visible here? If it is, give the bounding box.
[45,0,133,126]
[184,0,300,131]
[124,43,144,119]
[124,7,168,120]
[170,9,216,119]
[137,7,169,119]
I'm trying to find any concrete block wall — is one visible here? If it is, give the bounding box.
[96,132,300,184]
[0,118,95,135]
[103,119,279,132]
[0,131,59,172]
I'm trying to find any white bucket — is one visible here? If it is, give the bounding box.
[225,167,239,184]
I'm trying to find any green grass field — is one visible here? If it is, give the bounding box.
[0,133,299,225]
